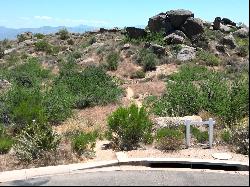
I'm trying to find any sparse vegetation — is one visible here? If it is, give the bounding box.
[14,122,60,162]
[196,50,221,66]
[34,33,45,39]
[155,127,184,151]
[58,28,70,40]
[106,51,119,71]
[130,70,146,79]
[71,131,98,156]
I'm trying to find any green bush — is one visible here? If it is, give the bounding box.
[220,128,231,143]
[43,83,74,124]
[152,64,249,127]
[196,50,220,66]
[137,49,157,71]
[0,46,4,59]
[5,86,47,128]
[106,52,119,71]
[155,127,184,151]
[191,126,209,143]
[34,33,45,39]
[154,81,202,117]
[0,136,13,154]
[71,131,98,156]
[107,104,153,151]
[35,40,52,52]
[58,29,70,40]
[5,57,50,88]
[130,70,146,79]
[57,65,123,109]
[13,122,60,161]
[67,38,74,45]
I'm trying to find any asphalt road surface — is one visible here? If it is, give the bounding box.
[1,170,249,186]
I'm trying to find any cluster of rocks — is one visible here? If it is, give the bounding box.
[125,9,205,45]
[149,9,204,39]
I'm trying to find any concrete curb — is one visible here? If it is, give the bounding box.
[0,160,118,183]
[0,157,248,183]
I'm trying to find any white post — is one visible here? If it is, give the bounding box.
[185,120,191,148]
[208,118,214,149]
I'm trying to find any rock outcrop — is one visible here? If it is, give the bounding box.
[125,27,146,39]
[221,35,238,49]
[181,17,204,39]
[177,45,196,61]
[148,9,203,39]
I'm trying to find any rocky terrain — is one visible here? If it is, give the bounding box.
[0,9,249,171]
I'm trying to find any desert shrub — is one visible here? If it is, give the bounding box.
[225,75,249,125]
[236,45,249,57]
[81,36,96,48]
[67,38,74,45]
[107,104,153,151]
[137,49,157,71]
[196,50,221,66]
[191,126,209,143]
[5,86,47,128]
[130,70,146,79]
[6,58,50,88]
[88,36,96,45]
[57,65,123,109]
[58,29,70,40]
[43,83,74,124]
[0,124,14,154]
[220,128,231,143]
[106,51,119,71]
[235,37,249,57]
[155,127,184,151]
[154,80,202,117]
[70,51,82,59]
[34,33,45,39]
[5,52,20,66]
[204,28,224,41]
[13,122,60,162]
[71,131,98,156]
[17,34,26,43]
[0,136,13,154]
[230,118,249,155]
[35,40,52,52]
[123,31,165,46]
[152,64,249,126]
[0,46,4,59]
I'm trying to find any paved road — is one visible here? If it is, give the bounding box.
[1,170,249,186]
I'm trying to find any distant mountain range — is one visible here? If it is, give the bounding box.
[0,25,146,40]
[0,25,99,40]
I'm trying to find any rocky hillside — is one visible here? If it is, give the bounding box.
[0,9,249,170]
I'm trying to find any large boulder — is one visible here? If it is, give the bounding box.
[148,13,173,33]
[145,42,165,56]
[125,27,146,39]
[166,9,194,29]
[233,28,249,38]
[220,24,231,33]
[177,45,196,61]
[221,18,236,26]
[213,17,221,30]
[181,17,204,39]
[164,33,185,44]
[221,35,238,49]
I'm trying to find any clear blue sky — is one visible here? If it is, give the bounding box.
[0,0,249,28]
